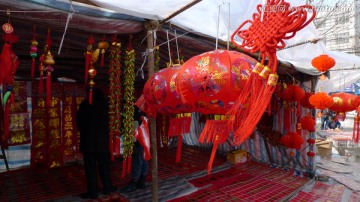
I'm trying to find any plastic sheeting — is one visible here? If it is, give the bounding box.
[90,0,360,76]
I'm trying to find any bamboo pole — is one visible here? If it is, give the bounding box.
[145,20,159,202]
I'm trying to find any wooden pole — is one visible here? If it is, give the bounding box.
[159,0,203,24]
[145,20,159,202]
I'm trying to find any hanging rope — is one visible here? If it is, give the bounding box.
[58,0,75,55]
[215,5,221,50]
[166,30,172,66]
[174,30,180,64]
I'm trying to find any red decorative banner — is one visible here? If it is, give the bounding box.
[31,96,47,168]
[61,83,79,163]
[47,97,63,168]
[5,81,31,146]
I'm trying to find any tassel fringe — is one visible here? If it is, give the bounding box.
[168,116,192,137]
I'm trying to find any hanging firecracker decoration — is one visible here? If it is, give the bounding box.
[230,0,316,147]
[121,34,136,178]
[85,34,95,85]
[328,92,360,121]
[30,26,38,78]
[300,92,315,109]
[0,31,19,146]
[300,114,316,133]
[98,36,109,67]
[311,54,336,72]
[43,28,55,106]
[108,34,122,160]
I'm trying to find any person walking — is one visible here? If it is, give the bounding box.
[76,88,116,199]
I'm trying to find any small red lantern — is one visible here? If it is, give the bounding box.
[309,92,334,110]
[311,54,336,72]
[329,92,360,121]
[300,114,316,132]
[307,151,315,157]
[300,92,315,109]
[307,138,315,144]
[280,132,304,150]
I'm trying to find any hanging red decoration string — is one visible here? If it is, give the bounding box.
[85,34,95,85]
[98,35,109,67]
[30,25,38,78]
[108,34,122,160]
[121,34,136,177]
[230,0,316,145]
[0,31,19,145]
[43,28,55,106]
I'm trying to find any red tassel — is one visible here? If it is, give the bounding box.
[85,54,91,84]
[39,71,44,96]
[207,136,219,174]
[4,100,11,141]
[110,135,114,161]
[89,89,93,104]
[267,101,271,116]
[353,116,360,143]
[46,71,51,106]
[114,137,120,157]
[284,108,291,132]
[31,58,35,78]
[168,116,192,137]
[121,158,127,178]
[101,54,105,67]
[127,156,132,175]
[175,134,183,163]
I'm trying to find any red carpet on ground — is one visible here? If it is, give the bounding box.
[0,146,225,202]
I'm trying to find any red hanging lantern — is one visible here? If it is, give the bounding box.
[307,138,315,144]
[311,54,336,72]
[329,92,360,121]
[300,114,316,132]
[177,50,255,114]
[307,151,315,157]
[143,65,194,163]
[280,132,304,150]
[309,92,334,110]
[280,84,305,117]
[300,92,315,109]
[177,50,257,173]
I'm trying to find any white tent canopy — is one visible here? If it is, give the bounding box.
[91,0,360,86]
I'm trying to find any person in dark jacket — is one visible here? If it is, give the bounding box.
[76,88,116,199]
